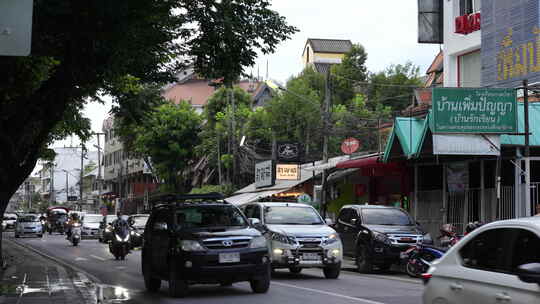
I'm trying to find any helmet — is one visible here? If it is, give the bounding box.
[465,221,483,234]
[71,213,79,220]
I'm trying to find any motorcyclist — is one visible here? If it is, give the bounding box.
[66,213,81,239]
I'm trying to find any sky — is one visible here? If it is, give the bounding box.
[52,0,440,151]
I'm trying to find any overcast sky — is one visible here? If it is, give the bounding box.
[52,0,439,151]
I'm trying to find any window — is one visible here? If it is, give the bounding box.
[244,205,261,220]
[361,208,414,226]
[459,228,513,273]
[176,206,247,229]
[338,208,352,224]
[264,206,323,225]
[152,210,169,232]
[509,229,540,272]
[458,50,481,87]
[459,0,480,15]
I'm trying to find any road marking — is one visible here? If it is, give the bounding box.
[273,281,386,304]
[362,274,420,285]
[115,266,126,270]
[90,255,106,261]
[74,257,88,261]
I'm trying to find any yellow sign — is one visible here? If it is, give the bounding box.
[276,164,300,180]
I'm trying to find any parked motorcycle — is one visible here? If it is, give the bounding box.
[109,223,131,260]
[69,223,82,246]
[401,234,446,278]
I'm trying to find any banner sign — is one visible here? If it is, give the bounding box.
[432,88,517,133]
[433,134,500,156]
[447,162,469,193]
[482,0,540,88]
[276,164,300,180]
[255,160,274,188]
[277,142,302,162]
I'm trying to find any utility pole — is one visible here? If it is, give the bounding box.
[80,144,86,211]
[63,170,69,202]
[95,133,104,212]
[49,162,55,204]
[230,87,237,186]
[321,69,332,219]
[523,79,531,216]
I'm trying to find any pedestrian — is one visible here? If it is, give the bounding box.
[535,204,540,216]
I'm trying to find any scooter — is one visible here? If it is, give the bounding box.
[69,223,82,246]
[109,224,131,260]
[401,234,446,278]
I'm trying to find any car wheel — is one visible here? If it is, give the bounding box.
[250,264,271,293]
[323,263,341,279]
[356,244,373,273]
[73,239,79,246]
[405,260,421,278]
[39,234,43,238]
[289,267,302,274]
[169,269,188,298]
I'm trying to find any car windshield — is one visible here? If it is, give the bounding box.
[132,216,148,227]
[19,215,39,222]
[361,208,414,226]
[84,215,103,223]
[264,206,323,225]
[175,205,247,230]
[105,216,117,224]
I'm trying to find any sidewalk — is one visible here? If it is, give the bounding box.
[0,239,96,304]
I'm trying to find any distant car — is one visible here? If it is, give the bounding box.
[81,214,103,239]
[334,205,424,273]
[423,217,540,304]
[15,214,43,238]
[128,214,149,248]
[98,215,117,243]
[3,213,18,230]
[241,202,342,278]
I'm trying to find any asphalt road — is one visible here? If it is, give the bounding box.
[7,232,423,304]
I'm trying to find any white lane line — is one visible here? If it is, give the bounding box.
[90,255,107,261]
[362,274,420,285]
[74,257,89,261]
[272,281,386,304]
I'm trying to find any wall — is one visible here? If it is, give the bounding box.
[443,0,481,87]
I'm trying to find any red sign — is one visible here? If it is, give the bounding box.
[455,12,480,35]
[341,137,360,154]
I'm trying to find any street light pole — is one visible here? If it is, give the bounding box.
[94,132,104,213]
[523,79,531,216]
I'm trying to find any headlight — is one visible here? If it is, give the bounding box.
[249,236,267,249]
[115,234,122,242]
[105,226,112,232]
[180,240,206,252]
[373,232,392,245]
[323,233,340,245]
[73,223,81,227]
[270,232,296,245]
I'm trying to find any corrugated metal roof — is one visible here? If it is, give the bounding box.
[501,103,540,146]
[308,39,353,54]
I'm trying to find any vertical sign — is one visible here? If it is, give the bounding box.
[255,160,274,188]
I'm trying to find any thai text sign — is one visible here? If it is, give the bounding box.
[255,160,274,188]
[432,88,517,133]
[482,0,540,87]
[276,164,300,180]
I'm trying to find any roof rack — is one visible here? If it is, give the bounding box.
[150,192,226,208]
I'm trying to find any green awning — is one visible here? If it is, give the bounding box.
[501,103,540,146]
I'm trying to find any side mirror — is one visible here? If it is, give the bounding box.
[351,218,358,225]
[325,218,334,226]
[249,218,261,227]
[517,263,540,284]
[153,222,168,231]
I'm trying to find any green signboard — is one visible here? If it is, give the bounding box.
[432,88,517,134]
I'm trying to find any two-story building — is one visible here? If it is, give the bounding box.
[301,38,353,74]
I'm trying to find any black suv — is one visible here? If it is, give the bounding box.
[141,193,271,298]
[334,205,423,273]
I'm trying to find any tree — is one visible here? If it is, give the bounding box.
[331,43,369,105]
[368,62,422,112]
[0,1,295,265]
[133,103,202,192]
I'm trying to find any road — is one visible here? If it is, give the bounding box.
[7,233,423,304]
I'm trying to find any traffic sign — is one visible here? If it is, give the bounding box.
[341,137,360,154]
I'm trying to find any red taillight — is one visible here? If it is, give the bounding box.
[421,273,432,285]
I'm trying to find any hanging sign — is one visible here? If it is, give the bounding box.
[432,88,517,133]
[277,143,302,162]
[276,164,300,180]
[433,134,500,156]
[255,160,274,188]
[341,137,360,154]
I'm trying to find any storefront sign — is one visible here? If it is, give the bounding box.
[432,88,517,133]
[255,160,274,188]
[433,134,500,156]
[482,0,540,87]
[341,137,360,154]
[277,142,302,162]
[455,12,480,35]
[276,164,300,180]
[447,162,469,193]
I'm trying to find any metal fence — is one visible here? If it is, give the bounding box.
[415,190,444,239]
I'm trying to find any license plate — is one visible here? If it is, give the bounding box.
[401,237,413,241]
[219,252,240,263]
[302,253,320,261]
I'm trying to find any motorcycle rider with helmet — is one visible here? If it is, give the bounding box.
[66,213,81,239]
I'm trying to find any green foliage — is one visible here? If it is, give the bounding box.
[368,61,422,112]
[331,43,369,105]
[189,184,236,196]
[205,87,252,128]
[133,103,202,192]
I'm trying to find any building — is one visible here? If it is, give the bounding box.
[37,147,98,208]
[102,117,157,213]
[301,38,353,74]
[7,176,41,212]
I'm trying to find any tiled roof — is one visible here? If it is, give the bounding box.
[313,62,332,74]
[307,38,353,54]
[426,50,443,74]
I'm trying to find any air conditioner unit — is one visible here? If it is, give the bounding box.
[313,185,323,203]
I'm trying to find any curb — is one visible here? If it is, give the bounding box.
[7,238,103,284]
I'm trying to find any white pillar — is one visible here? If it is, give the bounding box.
[525,157,531,217]
[480,160,485,222]
[442,163,447,224]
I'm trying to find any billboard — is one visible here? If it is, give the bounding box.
[431,88,517,133]
[482,0,540,87]
[255,160,274,188]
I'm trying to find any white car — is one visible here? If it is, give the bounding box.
[3,213,18,230]
[241,202,342,279]
[15,214,43,238]
[81,214,103,239]
[423,216,540,304]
